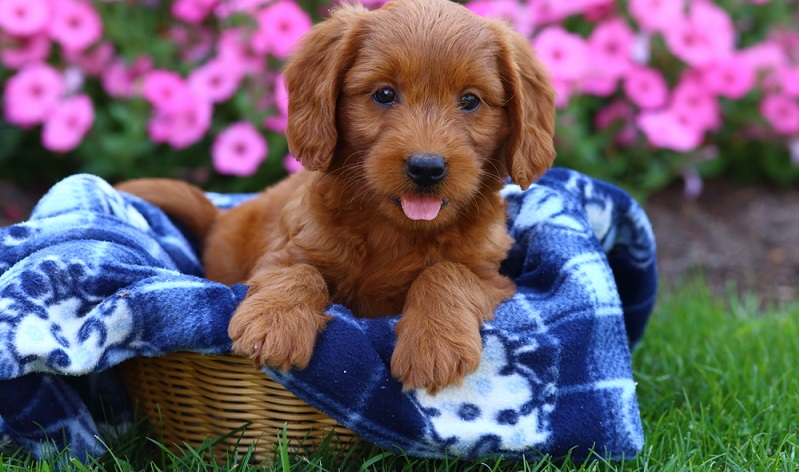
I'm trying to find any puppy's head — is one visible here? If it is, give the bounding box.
[284,0,555,228]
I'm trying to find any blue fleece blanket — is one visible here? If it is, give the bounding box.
[0,168,657,462]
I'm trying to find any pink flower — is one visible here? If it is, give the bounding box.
[0,32,51,69]
[530,0,612,24]
[63,42,115,77]
[664,2,734,67]
[212,122,268,176]
[629,0,684,32]
[148,98,213,149]
[637,110,703,152]
[580,72,617,97]
[623,66,668,110]
[670,74,721,132]
[251,0,312,60]
[595,100,636,146]
[595,100,634,129]
[143,70,195,113]
[49,0,103,52]
[0,0,49,36]
[551,78,572,109]
[779,67,799,97]
[3,63,64,126]
[188,57,244,103]
[218,28,264,76]
[283,154,303,174]
[264,73,288,132]
[214,0,268,17]
[169,24,215,64]
[739,41,786,73]
[588,18,634,78]
[41,94,94,152]
[273,73,288,116]
[101,56,153,99]
[533,26,589,81]
[466,0,533,37]
[760,94,799,135]
[700,55,755,99]
[172,0,218,24]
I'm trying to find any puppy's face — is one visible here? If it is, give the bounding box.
[284,0,556,229]
[335,4,508,227]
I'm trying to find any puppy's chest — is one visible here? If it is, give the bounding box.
[326,243,441,318]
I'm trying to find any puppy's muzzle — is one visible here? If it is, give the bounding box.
[405,153,447,188]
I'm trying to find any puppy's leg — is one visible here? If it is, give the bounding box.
[391,262,514,394]
[228,263,331,370]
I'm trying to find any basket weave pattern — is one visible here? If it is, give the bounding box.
[118,351,358,459]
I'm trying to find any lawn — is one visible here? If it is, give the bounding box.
[1,280,797,471]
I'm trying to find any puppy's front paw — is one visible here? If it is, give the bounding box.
[228,294,330,371]
[390,315,482,394]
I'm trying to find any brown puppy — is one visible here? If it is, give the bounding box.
[117,0,555,393]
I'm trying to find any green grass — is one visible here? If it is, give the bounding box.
[2,280,798,471]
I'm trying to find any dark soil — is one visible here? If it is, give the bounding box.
[647,179,799,303]
[3,177,798,304]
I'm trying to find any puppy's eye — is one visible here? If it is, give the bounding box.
[373,87,397,105]
[458,94,480,111]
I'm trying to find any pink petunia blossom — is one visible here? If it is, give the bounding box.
[629,0,684,32]
[760,94,799,135]
[0,0,49,36]
[251,0,312,60]
[466,0,534,37]
[101,56,153,99]
[533,26,589,81]
[41,94,94,152]
[580,72,618,97]
[779,66,799,97]
[583,1,616,22]
[172,0,218,24]
[148,97,213,149]
[0,32,51,69]
[664,2,734,67]
[283,154,303,174]
[63,42,115,77]
[670,73,721,132]
[3,63,65,126]
[188,57,244,103]
[214,0,268,17]
[700,55,755,99]
[169,24,215,64]
[264,73,289,132]
[49,0,103,52]
[595,100,636,146]
[623,66,668,110]
[143,70,195,113]
[529,0,612,25]
[551,78,572,109]
[739,41,787,73]
[212,122,268,176]
[637,110,703,152]
[588,18,634,79]
[218,28,264,76]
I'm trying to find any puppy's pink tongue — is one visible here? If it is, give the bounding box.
[400,195,442,220]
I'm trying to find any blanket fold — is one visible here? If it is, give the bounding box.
[0,168,656,462]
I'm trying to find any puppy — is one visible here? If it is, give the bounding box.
[117,0,555,393]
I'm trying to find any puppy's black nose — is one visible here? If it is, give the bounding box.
[405,153,447,187]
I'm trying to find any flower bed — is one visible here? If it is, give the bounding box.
[0,0,797,194]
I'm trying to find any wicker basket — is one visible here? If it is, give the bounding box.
[117,351,359,461]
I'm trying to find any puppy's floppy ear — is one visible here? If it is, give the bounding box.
[284,4,368,172]
[492,22,557,190]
